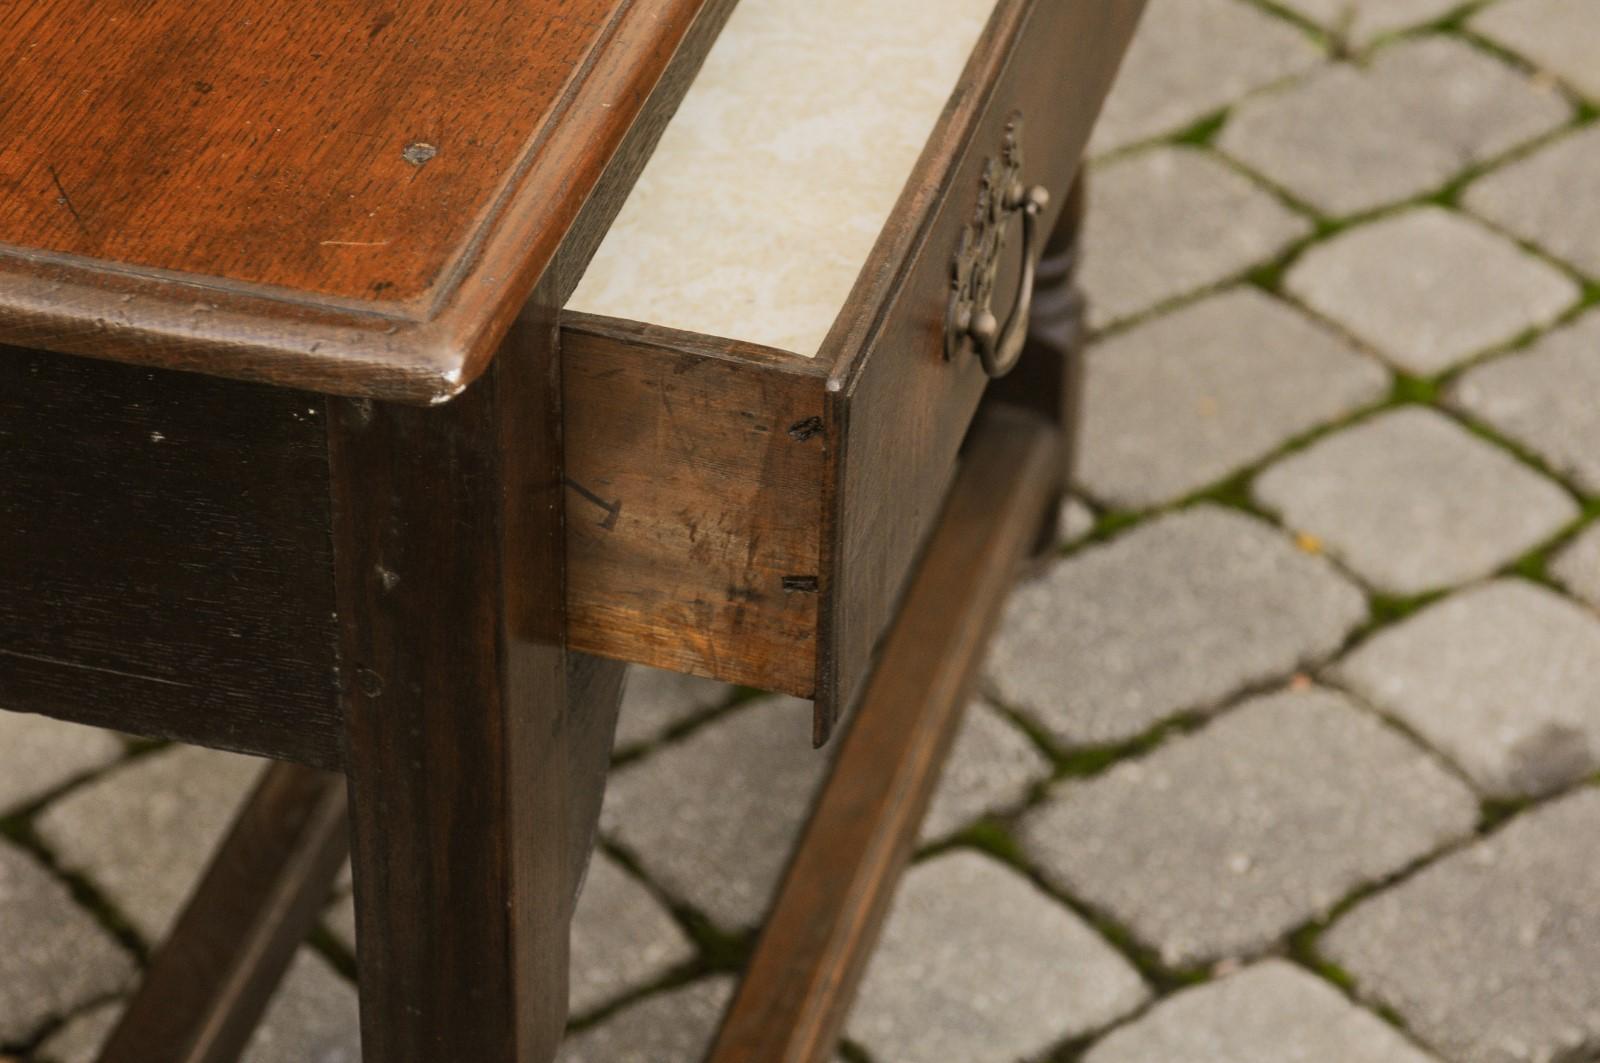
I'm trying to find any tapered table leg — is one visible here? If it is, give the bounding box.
[330,298,618,1063]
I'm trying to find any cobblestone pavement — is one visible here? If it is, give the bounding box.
[7,2,1600,1060]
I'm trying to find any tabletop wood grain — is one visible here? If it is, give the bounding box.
[0,0,721,402]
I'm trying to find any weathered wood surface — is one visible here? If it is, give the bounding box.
[563,315,828,698]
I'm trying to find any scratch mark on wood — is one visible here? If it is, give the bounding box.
[46,164,89,235]
[564,478,622,530]
[0,647,196,688]
[320,240,391,248]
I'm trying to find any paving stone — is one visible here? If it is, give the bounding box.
[34,949,359,1063]
[1551,521,1600,609]
[228,950,360,1063]
[845,851,1147,1063]
[1021,687,1476,968]
[986,505,1366,747]
[0,712,122,815]
[0,840,133,1043]
[1275,0,1461,46]
[1080,287,1389,508]
[558,978,733,1063]
[569,850,696,1016]
[1285,207,1579,374]
[1083,959,1442,1063]
[1473,0,1600,103]
[1081,147,1311,330]
[1220,38,1568,217]
[33,745,263,940]
[1088,0,1322,156]
[1466,126,1600,280]
[614,665,736,750]
[1060,496,1095,547]
[1255,407,1577,595]
[328,808,701,1009]
[918,703,1051,843]
[1449,309,1600,495]
[1323,787,1600,1063]
[1335,579,1600,798]
[31,1002,121,1063]
[324,890,356,955]
[600,696,827,928]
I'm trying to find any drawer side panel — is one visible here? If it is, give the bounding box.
[563,317,827,695]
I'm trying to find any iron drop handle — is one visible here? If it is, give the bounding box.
[966,182,1050,379]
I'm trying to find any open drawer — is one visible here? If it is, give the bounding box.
[562,0,1142,727]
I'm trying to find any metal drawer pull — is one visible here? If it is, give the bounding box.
[946,115,1050,379]
[968,182,1049,377]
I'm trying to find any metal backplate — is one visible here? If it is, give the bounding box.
[945,113,1026,363]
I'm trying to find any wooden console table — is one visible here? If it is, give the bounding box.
[0,0,1143,1059]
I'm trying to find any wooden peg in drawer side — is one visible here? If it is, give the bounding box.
[561,0,1144,734]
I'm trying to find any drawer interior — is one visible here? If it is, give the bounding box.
[567,0,1000,365]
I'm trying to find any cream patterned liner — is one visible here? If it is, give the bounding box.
[567,0,999,358]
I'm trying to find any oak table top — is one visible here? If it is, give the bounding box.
[0,0,713,402]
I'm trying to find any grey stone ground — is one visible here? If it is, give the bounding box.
[1252,406,1577,594]
[7,2,1600,1060]
[1020,687,1477,969]
[1083,960,1443,1063]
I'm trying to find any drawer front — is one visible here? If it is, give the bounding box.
[820,0,1145,720]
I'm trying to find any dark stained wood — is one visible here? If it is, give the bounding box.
[563,315,827,697]
[330,281,600,1062]
[819,0,1145,733]
[98,763,349,1063]
[0,0,732,403]
[0,345,341,769]
[708,405,1062,1063]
